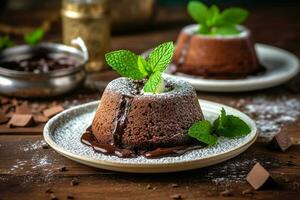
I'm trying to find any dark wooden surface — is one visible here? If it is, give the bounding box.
[1,3,300,200]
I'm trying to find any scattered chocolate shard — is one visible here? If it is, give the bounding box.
[15,101,31,114]
[0,98,9,105]
[1,104,13,114]
[0,112,9,124]
[246,163,273,190]
[171,183,179,188]
[49,193,58,200]
[34,114,49,123]
[219,189,233,197]
[70,178,79,186]
[269,131,292,152]
[7,114,34,127]
[11,99,19,106]
[43,106,64,118]
[242,188,254,195]
[170,194,183,200]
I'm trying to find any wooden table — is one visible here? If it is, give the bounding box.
[1,3,300,200]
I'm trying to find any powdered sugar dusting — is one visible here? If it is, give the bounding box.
[233,96,300,139]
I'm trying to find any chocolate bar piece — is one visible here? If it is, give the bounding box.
[15,101,32,114]
[43,106,64,118]
[8,114,34,127]
[269,131,292,152]
[246,163,272,190]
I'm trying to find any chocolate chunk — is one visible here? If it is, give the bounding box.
[42,143,50,149]
[8,114,34,127]
[49,193,58,200]
[43,106,64,118]
[70,178,79,186]
[15,101,31,114]
[170,194,183,200]
[219,189,233,197]
[0,112,9,124]
[269,131,292,152]
[171,183,179,188]
[33,114,49,123]
[246,163,272,190]
[0,98,9,105]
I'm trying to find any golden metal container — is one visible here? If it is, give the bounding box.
[62,0,110,72]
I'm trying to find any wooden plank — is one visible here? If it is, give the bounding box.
[0,135,300,199]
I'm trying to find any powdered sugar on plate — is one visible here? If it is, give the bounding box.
[233,96,300,140]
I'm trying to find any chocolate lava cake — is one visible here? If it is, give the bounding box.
[90,77,203,155]
[173,25,263,78]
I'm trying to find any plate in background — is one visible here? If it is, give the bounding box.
[142,44,300,92]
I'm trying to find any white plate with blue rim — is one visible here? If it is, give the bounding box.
[142,43,300,92]
[43,99,257,173]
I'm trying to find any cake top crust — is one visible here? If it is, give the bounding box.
[105,76,196,99]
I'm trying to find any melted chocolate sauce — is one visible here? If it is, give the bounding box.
[81,130,202,159]
[112,95,134,148]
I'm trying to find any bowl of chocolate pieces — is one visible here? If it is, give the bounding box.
[0,29,88,98]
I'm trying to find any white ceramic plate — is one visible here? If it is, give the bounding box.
[142,44,300,92]
[43,100,257,173]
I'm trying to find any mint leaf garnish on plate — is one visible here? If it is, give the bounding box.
[188,120,217,146]
[187,1,249,36]
[24,27,45,45]
[188,107,251,146]
[105,42,174,94]
[214,108,251,138]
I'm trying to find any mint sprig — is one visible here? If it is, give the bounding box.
[188,120,217,146]
[187,1,249,36]
[105,42,174,94]
[0,36,14,50]
[24,27,45,45]
[188,107,251,145]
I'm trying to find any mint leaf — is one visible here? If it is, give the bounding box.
[0,36,13,50]
[220,8,249,25]
[187,1,208,24]
[211,25,240,35]
[206,5,220,26]
[214,108,251,138]
[188,120,218,146]
[147,41,174,72]
[137,56,149,76]
[198,24,210,34]
[24,28,44,45]
[105,50,146,80]
[143,71,164,94]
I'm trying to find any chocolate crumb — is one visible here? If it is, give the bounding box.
[45,188,53,193]
[146,184,152,190]
[171,183,179,188]
[170,194,183,200]
[42,143,50,149]
[59,166,67,172]
[67,195,75,199]
[49,193,58,200]
[70,178,79,186]
[43,106,64,118]
[220,189,233,197]
[8,114,34,127]
[242,188,254,195]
